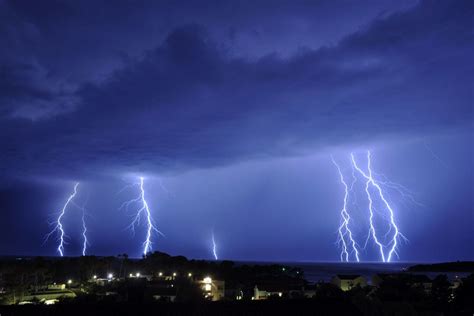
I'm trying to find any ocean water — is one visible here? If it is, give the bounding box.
[237,261,412,283]
[292,262,410,283]
[285,262,469,283]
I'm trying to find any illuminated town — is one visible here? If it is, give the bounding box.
[0,253,473,314]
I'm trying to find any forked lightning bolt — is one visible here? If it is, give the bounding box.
[212,231,218,260]
[120,177,163,256]
[331,156,360,262]
[45,182,79,257]
[351,151,406,262]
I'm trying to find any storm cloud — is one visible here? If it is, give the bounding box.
[0,0,472,261]
[1,1,472,181]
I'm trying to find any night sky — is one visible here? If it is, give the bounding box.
[0,0,472,262]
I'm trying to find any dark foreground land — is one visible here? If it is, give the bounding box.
[0,254,473,315]
[1,301,357,316]
[408,261,474,273]
[0,293,473,316]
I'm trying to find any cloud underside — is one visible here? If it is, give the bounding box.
[0,0,472,179]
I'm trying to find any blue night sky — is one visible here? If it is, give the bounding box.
[0,0,472,262]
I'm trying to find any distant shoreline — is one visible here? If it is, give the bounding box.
[1,256,472,270]
[407,261,474,272]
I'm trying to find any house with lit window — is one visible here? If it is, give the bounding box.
[331,275,367,291]
[197,277,225,301]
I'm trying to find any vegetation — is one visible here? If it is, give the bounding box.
[408,261,474,272]
[0,255,473,315]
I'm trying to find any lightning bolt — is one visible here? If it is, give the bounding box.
[120,177,163,256]
[351,151,406,262]
[211,231,218,260]
[331,156,360,262]
[45,182,79,257]
[80,196,89,256]
[81,212,88,256]
[423,140,450,170]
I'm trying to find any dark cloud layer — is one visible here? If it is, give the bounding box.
[0,0,472,261]
[1,0,472,181]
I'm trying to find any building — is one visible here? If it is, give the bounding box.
[253,286,284,300]
[20,284,76,305]
[331,275,367,291]
[372,273,432,292]
[197,277,225,301]
[151,288,178,302]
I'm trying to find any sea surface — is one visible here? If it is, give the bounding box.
[243,261,469,284]
[292,262,411,283]
[288,262,469,284]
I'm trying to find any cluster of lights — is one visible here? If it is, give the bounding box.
[68,271,202,288]
[154,272,193,278]
[203,276,212,292]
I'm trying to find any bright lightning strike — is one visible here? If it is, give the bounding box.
[331,156,360,262]
[211,231,218,260]
[81,212,88,256]
[45,182,79,257]
[79,197,89,256]
[120,177,163,256]
[351,151,406,262]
